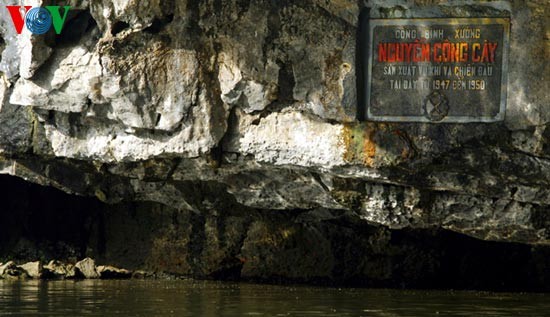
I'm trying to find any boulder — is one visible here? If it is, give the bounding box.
[0,261,27,279]
[131,270,153,279]
[0,261,15,276]
[65,264,77,279]
[18,261,42,279]
[74,258,99,279]
[97,265,132,279]
[44,260,70,279]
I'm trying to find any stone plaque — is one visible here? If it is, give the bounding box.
[365,18,510,122]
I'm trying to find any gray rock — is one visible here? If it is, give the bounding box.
[75,258,99,279]
[18,261,42,279]
[0,261,14,276]
[97,265,132,279]
[0,261,27,279]
[44,260,70,279]
[131,270,153,279]
[65,264,78,279]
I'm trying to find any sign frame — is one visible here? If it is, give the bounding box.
[364,18,511,123]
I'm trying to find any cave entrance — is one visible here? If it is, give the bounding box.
[1,174,549,292]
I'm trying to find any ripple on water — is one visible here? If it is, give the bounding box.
[0,280,550,316]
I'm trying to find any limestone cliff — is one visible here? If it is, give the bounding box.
[0,0,549,289]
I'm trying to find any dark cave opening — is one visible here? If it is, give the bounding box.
[0,174,549,292]
[111,21,130,36]
[0,174,102,261]
[54,9,99,47]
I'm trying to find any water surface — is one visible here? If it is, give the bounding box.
[1,279,548,316]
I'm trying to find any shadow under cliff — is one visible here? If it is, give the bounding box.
[0,174,549,292]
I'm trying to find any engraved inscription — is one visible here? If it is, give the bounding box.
[365,18,510,123]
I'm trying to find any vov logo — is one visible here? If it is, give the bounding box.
[6,5,71,35]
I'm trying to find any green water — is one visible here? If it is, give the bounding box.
[0,280,549,316]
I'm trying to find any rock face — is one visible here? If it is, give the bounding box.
[0,1,549,290]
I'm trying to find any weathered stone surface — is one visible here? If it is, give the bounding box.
[0,261,27,279]
[0,0,549,289]
[18,261,42,279]
[75,258,99,279]
[0,258,135,280]
[131,271,154,279]
[97,265,132,279]
[64,264,78,279]
[44,260,71,278]
[0,175,549,290]
[0,261,14,276]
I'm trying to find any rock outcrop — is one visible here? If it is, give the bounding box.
[1,258,133,280]
[0,1,548,290]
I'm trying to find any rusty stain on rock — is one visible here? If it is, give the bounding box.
[362,127,377,166]
[342,123,418,167]
[342,123,377,167]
